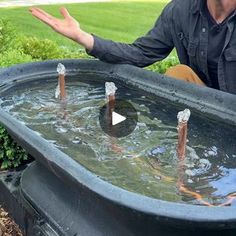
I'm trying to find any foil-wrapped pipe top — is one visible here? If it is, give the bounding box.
[105,82,117,98]
[177,109,191,123]
[57,63,66,75]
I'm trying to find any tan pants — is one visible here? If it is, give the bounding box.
[165,64,205,86]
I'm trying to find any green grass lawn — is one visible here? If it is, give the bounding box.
[0,1,169,49]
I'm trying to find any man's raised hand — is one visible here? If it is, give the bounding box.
[29,7,94,50]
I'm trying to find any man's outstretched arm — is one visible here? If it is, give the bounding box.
[30,4,174,67]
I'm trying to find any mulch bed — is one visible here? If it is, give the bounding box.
[0,207,23,236]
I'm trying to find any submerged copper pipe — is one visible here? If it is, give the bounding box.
[111,140,123,154]
[176,153,214,206]
[179,184,236,207]
[179,185,213,206]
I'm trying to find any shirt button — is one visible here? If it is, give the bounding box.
[202,27,206,33]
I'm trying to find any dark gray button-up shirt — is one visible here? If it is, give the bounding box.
[88,0,236,94]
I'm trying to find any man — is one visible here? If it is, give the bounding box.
[30,0,236,94]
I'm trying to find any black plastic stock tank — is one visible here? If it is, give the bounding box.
[0,59,236,236]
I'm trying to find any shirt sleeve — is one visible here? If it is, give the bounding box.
[87,2,174,67]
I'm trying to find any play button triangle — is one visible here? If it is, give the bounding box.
[112,111,126,126]
[99,99,138,138]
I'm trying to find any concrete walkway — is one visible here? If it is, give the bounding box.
[0,0,110,8]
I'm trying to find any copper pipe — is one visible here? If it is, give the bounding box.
[105,94,115,126]
[176,108,236,206]
[58,74,66,100]
[177,121,188,160]
[108,94,115,110]
[105,82,123,153]
[177,109,190,160]
[105,82,117,127]
[56,63,67,120]
[56,63,67,100]
[176,109,213,206]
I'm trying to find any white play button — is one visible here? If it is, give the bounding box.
[99,99,138,138]
[112,111,126,126]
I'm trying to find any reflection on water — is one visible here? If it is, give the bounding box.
[1,77,236,206]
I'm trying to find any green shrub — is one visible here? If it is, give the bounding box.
[0,18,17,53]
[19,36,90,60]
[0,20,30,170]
[0,49,34,67]
[148,55,179,74]
[0,125,28,170]
[20,36,62,60]
[60,46,90,59]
